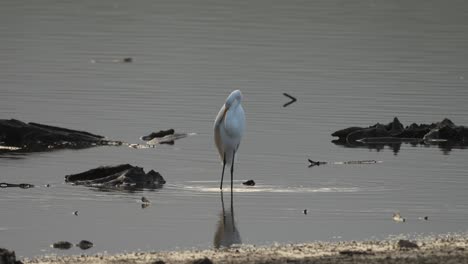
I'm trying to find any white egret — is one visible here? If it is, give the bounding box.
[214,90,245,191]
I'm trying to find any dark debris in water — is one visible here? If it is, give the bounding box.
[76,240,93,250]
[52,241,73,250]
[65,164,166,190]
[282,93,297,107]
[242,180,255,186]
[0,182,34,189]
[331,117,468,154]
[0,119,121,154]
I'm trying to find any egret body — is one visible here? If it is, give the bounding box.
[214,90,245,191]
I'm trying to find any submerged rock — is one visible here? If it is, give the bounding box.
[65,164,166,190]
[0,119,120,153]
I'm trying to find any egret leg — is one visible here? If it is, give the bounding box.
[220,153,226,190]
[220,190,226,225]
[230,150,236,192]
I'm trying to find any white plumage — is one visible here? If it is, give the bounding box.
[214,90,245,190]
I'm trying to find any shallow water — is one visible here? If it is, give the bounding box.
[1,0,468,258]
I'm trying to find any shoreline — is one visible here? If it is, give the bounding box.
[23,235,468,264]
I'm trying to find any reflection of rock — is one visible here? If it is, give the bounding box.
[65,164,166,190]
[214,192,241,249]
[332,118,468,154]
[0,119,120,153]
[0,248,22,264]
[141,129,191,145]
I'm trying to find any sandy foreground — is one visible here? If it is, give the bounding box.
[23,235,468,264]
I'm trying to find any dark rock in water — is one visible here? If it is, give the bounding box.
[65,164,166,190]
[123,57,133,63]
[242,180,255,186]
[192,257,213,264]
[141,129,175,141]
[151,261,166,264]
[141,196,151,204]
[52,241,73,250]
[397,239,419,249]
[0,119,120,153]
[76,240,93,250]
[332,118,468,149]
[0,248,23,264]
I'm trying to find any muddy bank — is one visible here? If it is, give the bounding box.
[23,235,468,264]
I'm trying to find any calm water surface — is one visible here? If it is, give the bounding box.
[1,0,468,258]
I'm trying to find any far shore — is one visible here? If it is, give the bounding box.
[23,234,468,264]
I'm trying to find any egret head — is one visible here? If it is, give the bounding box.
[225,90,243,109]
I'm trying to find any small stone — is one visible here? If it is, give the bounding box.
[123,57,133,63]
[152,261,166,264]
[242,180,255,186]
[73,211,78,216]
[303,209,308,215]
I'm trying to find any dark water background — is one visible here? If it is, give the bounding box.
[1,0,468,258]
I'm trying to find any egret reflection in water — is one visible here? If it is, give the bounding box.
[214,191,241,249]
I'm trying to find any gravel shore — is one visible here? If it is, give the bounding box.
[23,235,468,264]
